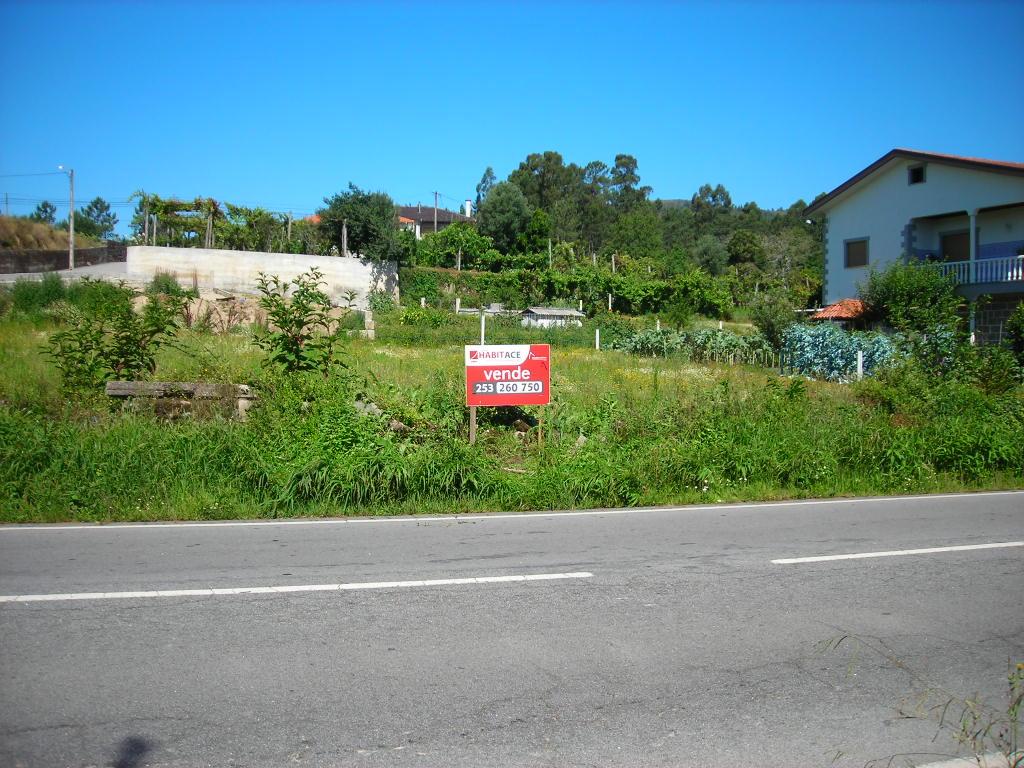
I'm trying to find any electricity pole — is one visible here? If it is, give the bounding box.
[59,166,75,270]
[433,191,439,233]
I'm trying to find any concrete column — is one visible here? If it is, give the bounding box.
[968,209,978,283]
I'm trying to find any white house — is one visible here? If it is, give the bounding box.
[805,149,1024,340]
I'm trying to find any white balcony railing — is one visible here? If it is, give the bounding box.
[936,255,1024,285]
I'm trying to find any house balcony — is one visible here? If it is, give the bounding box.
[935,255,1024,300]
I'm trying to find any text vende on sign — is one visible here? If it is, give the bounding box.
[465,344,550,406]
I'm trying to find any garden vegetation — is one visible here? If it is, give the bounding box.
[0,262,1021,524]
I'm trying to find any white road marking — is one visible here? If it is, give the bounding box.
[0,572,594,603]
[1,490,1021,533]
[772,541,1024,565]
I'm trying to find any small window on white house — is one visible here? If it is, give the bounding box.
[908,165,926,185]
[845,239,869,268]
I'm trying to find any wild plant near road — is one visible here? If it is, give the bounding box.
[253,268,348,377]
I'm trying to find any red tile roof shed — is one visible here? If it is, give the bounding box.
[811,299,867,321]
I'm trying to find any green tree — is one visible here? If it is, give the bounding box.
[418,222,494,270]
[81,197,118,239]
[692,234,728,275]
[475,167,496,210]
[518,209,552,254]
[727,229,766,268]
[605,206,663,260]
[476,181,531,254]
[579,160,614,253]
[609,154,652,211]
[30,201,57,225]
[750,291,795,349]
[508,151,579,213]
[318,184,400,262]
[690,183,732,234]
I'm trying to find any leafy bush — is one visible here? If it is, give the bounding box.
[1007,302,1024,366]
[11,273,66,314]
[367,289,397,315]
[398,306,451,328]
[750,292,795,350]
[783,323,899,381]
[860,260,962,334]
[45,285,186,389]
[147,271,195,298]
[254,268,348,376]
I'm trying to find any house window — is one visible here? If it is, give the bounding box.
[908,165,926,185]
[845,238,869,268]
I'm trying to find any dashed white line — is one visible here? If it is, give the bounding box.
[1,491,1022,532]
[0,572,594,603]
[772,541,1024,564]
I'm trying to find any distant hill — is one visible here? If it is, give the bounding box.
[0,216,100,250]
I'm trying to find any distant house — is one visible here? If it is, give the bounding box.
[521,307,585,329]
[397,203,472,240]
[805,148,1024,342]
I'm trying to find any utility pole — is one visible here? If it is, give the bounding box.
[286,212,292,243]
[433,191,439,233]
[548,238,552,269]
[59,167,75,270]
[4,192,8,216]
[342,219,348,257]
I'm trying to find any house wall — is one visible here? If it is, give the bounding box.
[126,246,399,309]
[912,207,1024,261]
[822,160,1024,302]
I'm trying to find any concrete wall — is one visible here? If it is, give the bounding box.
[127,246,398,309]
[1,243,127,274]
[822,159,1024,302]
[974,293,1024,345]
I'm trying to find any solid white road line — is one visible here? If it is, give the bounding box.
[0,572,594,603]
[1,490,1022,532]
[772,541,1024,565]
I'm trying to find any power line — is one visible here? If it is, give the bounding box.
[0,171,66,178]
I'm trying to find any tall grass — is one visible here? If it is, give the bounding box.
[1,313,1021,522]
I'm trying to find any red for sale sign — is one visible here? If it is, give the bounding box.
[465,344,550,406]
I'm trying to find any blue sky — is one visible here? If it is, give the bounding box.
[1,0,1022,233]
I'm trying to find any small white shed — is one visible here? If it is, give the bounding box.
[521,307,586,329]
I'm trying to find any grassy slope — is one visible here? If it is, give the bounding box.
[0,315,1021,523]
[0,216,101,250]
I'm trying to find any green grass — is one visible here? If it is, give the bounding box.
[1,313,1022,523]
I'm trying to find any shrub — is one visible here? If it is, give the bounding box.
[860,260,962,334]
[398,306,450,328]
[367,289,397,315]
[254,268,348,376]
[750,292,796,350]
[147,271,194,298]
[1006,302,1024,365]
[45,285,186,389]
[11,273,66,314]
[783,323,899,381]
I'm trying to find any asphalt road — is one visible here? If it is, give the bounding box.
[1,492,1022,768]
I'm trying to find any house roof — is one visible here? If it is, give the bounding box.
[804,149,1024,216]
[811,298,867,321]
[524,307,586,317]
[396,205,472,226]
